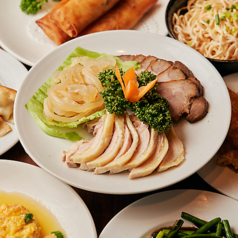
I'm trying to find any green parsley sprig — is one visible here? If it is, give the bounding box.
[98,69,172,133]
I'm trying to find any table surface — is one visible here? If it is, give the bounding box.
[0,46,232,237]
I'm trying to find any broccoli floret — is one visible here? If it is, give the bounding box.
[99,69,132,115]
[20,0,48,14]
[98,69,172,132]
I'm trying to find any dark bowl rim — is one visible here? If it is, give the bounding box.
[165,0,238,64]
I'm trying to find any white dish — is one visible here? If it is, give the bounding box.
[15,30,230,194]
[99,189,238,238]
[0,0,169,66]
[0,159,97,238]
[0,49,28,155]
[198,72,238,201]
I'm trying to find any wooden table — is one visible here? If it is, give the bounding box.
[0,51,230,236]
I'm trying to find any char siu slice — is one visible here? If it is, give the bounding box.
[186,97,209,123]
[157,79,200,122]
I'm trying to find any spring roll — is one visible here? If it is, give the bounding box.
[79,0,158,36]
[35,0,71,45]
[50,0,120,38]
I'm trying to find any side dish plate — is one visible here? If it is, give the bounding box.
[198,72,238,201]
[15,30,231,194]
[99,189,238,238]
[0,49,28,156]
[0,160,97,238]
[0,0,169,66]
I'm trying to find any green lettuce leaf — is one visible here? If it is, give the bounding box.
[25,46,140,141]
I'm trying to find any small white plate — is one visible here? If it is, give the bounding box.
[15,30,230,194]
[100,189,238,238]
[198,72,238,201]
[0,0,169,66]
[0,49,28,156]
[0,159,97,238]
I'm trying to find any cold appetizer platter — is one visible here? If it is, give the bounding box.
[198,72,238,201]
[0,160,97,238]
[99,189,238,238]
[15,30,230,194]
[0,0,169,66]
[0,49,28,155]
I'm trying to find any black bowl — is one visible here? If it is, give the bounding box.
[165,0,238,76]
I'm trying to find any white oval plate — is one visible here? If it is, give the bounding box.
[0,0,169,66]
[0,49,28,155]
[198,72,238,201]
[0,159,97,238]
[15,30,230,194]
[99,189,238,238]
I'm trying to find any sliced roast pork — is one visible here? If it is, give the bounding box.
[71,112,115,163]
[86,115,125,170]
[186,96,209,123]
[157,126,184,172]
[157,79,200,122]
[94,113,139,174]
[129,132,169,179]
[117,54,208,123]
[146,58,172,75]
[155,65,186,83]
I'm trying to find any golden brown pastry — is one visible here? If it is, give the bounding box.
[50,0,120,38]
[79,0,158,36]
[35,0,71,45]
[0,117,12,137]
[0,85,17,124]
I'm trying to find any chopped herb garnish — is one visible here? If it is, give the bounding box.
[51,231,64,238]
[221,16,226,20]
[215,14,220,25]
[205,5,212,10]
[25,213,33,223]
[226,8,230,11]
[234,12,238,21]
[206,19,210,24]
[231,5,236,10]
[231,27,237,35]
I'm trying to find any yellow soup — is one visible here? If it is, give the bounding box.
[0,191,65,237]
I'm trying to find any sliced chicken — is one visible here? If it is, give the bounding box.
[129,132,168,179]
[110,115,151,174]
[93,113,139,174]
[61,117,104,167]
[157,126,184,172]
[86,115,125,170]
[94,122,132,174]
[156,65,186,83]
[71,112,115,163]
[157,79,200,122]
[114,128,158,173]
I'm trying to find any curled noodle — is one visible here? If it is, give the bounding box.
[44,56,116,123]
[173,0,238,60]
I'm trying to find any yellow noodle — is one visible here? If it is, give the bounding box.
[173,0,238,60]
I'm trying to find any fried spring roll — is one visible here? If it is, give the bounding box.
[35,0,71,45]
[50,0,120,38]
[79,0,158,36]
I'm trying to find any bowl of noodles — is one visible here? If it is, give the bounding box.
[165,0,238,74]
